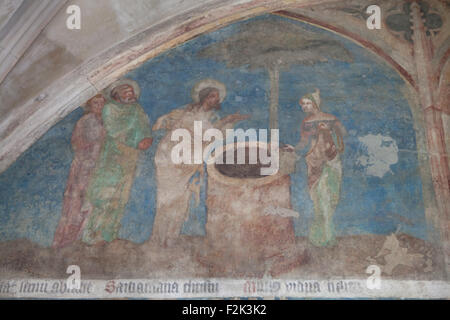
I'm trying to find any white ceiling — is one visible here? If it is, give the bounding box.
[0,0,23,31]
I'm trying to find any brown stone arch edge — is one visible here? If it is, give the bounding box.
[86,6,273,91]
[274,10,416,88]
[87,8,417,94]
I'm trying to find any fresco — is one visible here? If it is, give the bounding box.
[0,14,445,296]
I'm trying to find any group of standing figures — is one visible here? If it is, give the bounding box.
[52,78,346,249]
[53,79,153,247]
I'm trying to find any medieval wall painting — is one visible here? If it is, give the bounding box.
[0,14,447,298]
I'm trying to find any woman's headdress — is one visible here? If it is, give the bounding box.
[301,88,321,109]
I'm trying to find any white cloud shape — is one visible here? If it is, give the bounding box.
[357,134,398,178]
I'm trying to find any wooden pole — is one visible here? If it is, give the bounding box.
[268,66,279,130]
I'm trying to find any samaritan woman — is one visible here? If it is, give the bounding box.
[289,89,346,247]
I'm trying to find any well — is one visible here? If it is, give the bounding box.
[201,141,304,276]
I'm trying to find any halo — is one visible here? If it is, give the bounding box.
[191,79,226,103]
[107,78,141,100]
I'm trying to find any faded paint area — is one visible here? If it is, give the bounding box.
[0,35,82,120]
[45,0,124,60]
[0,0,23,30]
[357,134,399,178]
[109,0,215,34]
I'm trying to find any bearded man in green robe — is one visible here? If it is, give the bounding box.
[82,79,153,245]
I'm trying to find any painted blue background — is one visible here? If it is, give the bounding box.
[0,15,426,246]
